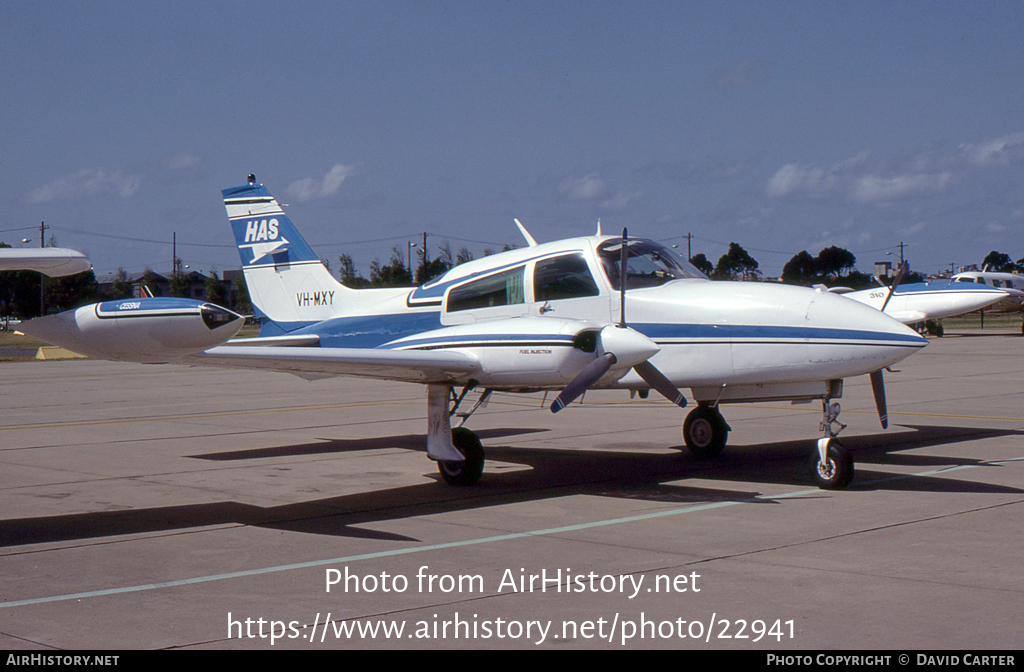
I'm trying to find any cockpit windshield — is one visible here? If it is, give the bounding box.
[597,238,707,290]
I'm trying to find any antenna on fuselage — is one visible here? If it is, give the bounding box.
[618,228,627,328]
[513,218,538,247]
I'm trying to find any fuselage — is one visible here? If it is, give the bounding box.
[222,180,925,396]
[281,235,927,391]
[841,281,1009,323]
[950,271,1024,313]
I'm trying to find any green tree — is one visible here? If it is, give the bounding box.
[44,270,99,313]
[168,267,192,297]
[205,270,228,305]
[370,247,414,287]
[713,243,760,280]
[141,268,162,296]
[109,267,134,299]
[782,250,818,285]
[815,246,856,279]
[338,253,371,288]
[689,253,714,277]
[0,261,41,317]
[982,251,1016,272]
[231,272,252,313]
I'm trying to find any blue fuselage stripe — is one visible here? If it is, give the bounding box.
[292,314,925,350]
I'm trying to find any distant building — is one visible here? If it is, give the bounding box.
[873,261,893,278]
[94,271,170,298]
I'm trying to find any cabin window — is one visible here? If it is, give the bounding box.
[533,254,600,301]
[446,266,525,312]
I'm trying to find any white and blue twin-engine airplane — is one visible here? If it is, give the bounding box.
[835,280,1008,325]
[24,175,931,490]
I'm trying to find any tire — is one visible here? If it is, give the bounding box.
[438,427,484,486]
[683,406,728,457]
[810,439,854,489]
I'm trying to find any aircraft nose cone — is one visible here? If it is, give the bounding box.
[808,290,927,371]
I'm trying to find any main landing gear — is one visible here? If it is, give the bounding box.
[438,427,485,486]
[428,383,488,486]
[682,404,730,457]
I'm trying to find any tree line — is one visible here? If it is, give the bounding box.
[5,236,1024,319]
[0,242,246,318]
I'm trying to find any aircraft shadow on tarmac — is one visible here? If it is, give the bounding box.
[2,424,1021,548]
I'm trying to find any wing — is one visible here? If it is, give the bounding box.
[194,345,481,384]
[0,248,91,277]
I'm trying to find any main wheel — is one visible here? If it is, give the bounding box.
[810,439,854,489]
[438,427,485,486]
[682,406,729,457]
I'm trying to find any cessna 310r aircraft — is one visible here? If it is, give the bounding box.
[835,278,1009,325]
[23,175,930,490]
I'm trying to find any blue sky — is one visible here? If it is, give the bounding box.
[3,1,1024,279]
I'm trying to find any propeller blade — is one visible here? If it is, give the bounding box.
[870,369,888,429]
[551,353,616,413]
[880,261,908,313]
[634,360,687,408]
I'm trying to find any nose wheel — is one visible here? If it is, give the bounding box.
[810,399,854,489]
[682,405,730,457]
[810,437,854,489]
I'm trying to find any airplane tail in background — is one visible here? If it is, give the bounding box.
[223,175,351,334]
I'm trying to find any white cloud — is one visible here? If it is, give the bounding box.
[766,163,835,198]
[287,163,358,201]
[961,131,1024,166]
[22,168,141,204]
[601,190,643,211]
[559,173,607,201]
[851,172,952,203]
[767,148,954,204]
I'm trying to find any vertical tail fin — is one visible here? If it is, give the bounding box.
[223,176,349,333]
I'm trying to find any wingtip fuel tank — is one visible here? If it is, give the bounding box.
[21,298,244,363]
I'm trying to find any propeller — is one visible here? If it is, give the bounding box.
[550,228,688,413]
[880,260,909,313]
[550,352,616,412]
[870,369,888,429]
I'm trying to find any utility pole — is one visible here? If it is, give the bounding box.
[407,241,417,275]
[685,232,693,261]
[897,241,906,266]
[39,221,47,316]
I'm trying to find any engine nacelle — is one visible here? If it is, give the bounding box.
[20,298,244,363]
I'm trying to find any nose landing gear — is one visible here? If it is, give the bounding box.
[811,400,854,489]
